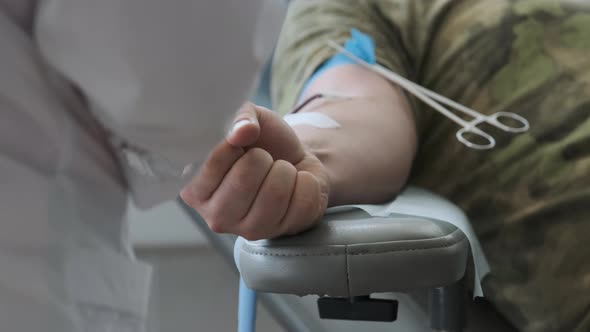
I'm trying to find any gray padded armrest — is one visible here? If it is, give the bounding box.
[235,209,469,297]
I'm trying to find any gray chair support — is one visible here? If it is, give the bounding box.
[234,194,471,331]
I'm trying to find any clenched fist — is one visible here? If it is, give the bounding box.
[180,103,330,240]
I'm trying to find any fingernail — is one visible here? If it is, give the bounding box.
[230,119,252,135]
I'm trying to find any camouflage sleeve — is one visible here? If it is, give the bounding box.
[273,1,590,331]
[271,0,450,135]
[394,1,590,331]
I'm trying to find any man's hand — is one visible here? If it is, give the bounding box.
[180,103,330,240]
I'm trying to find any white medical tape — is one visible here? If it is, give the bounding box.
[283,112,341,128]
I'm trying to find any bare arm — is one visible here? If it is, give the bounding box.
[292,64,417,206]
[181,64,417,240]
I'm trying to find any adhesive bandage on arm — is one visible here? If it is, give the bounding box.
[283,112,341,128]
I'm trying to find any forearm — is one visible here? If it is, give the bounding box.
[291,64,417,207]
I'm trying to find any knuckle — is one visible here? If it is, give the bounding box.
[179,188,199,207]
[275,159,296,173]
[239,222,266,241]
[206,209,222,223]
[208,221,226,234]
[227,175,258,196]
[246,147,273,164]
[267,161,296,198]
[204,210,227,233]
[227,149,272,194]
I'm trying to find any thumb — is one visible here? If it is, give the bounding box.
[226,102,261,147]
[228,102,306,164]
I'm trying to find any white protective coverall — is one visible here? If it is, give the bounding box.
[0,0,285,331]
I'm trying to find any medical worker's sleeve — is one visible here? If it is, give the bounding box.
[34,0,286,208]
